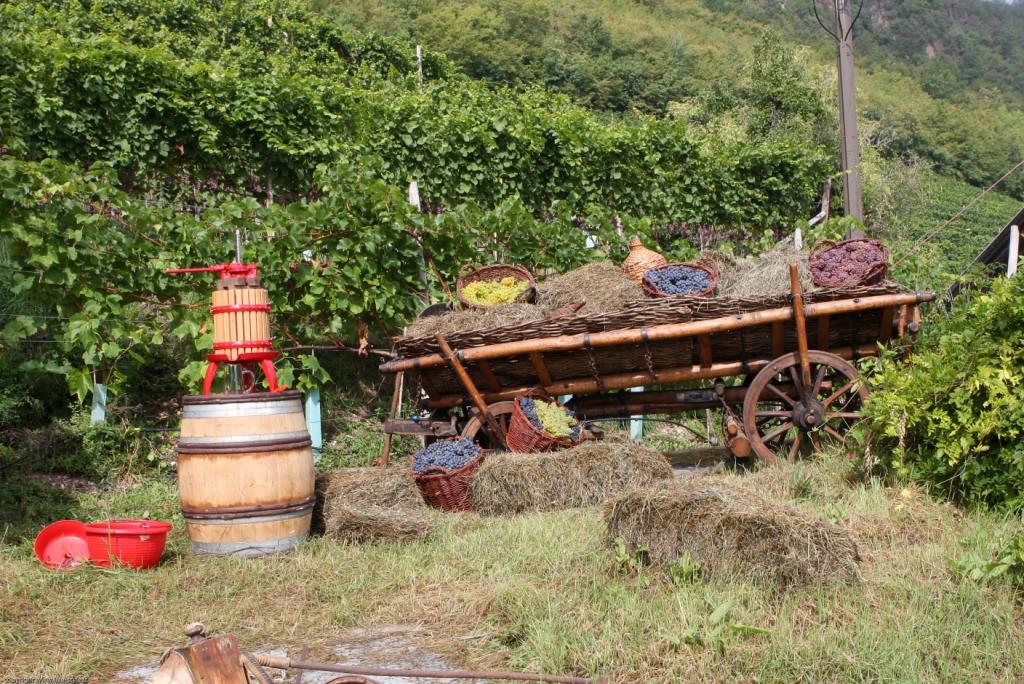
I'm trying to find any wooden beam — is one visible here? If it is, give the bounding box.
[697,334,713,368]
[878,306,895,343]
[529,351,553,386]
[771,320,785,357]
[816,314,830,352]
[476,359,502,393]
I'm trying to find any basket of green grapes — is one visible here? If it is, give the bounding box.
[456,264,537,309]
[507,389,584,453]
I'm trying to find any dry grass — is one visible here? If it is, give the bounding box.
[716,243,816,297]
[603,479,861,587]
[470,438,674,515]
[535,261,643,315]
[403,302,546,338]
[317,467,435,542]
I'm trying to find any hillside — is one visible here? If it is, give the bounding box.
[321,0,1024,203]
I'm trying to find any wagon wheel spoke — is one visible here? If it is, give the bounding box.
[787,432,804,462]
[761,421,794,444]
[765,383,796,407]
[755,410,792,418]
[811,365,827,397]
[822,424,847,442]
[823,381,855,408]
[808,431,823,452]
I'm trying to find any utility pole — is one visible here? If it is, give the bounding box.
[815,0,865,237]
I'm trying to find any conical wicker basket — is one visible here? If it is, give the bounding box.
[622,237,668,283]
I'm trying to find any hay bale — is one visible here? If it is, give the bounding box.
[316,467,436,542]
[536,261,643,315]
[717,243,816,297]
[603,480,860,587]
[470,439,674,515]
[403,302,545,338]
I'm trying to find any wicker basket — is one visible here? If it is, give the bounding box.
[808,239,890,288]
[641,262,717,298]
[622,237,668,283]
[456,264,537,310]
[506,390,579,453]
[412,442,484,511]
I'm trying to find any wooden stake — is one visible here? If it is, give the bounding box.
[789,264,812,390]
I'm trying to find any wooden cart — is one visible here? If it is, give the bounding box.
[380,265,934,463]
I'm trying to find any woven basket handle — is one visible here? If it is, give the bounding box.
[860,261,888,284]
[809,239,838,262]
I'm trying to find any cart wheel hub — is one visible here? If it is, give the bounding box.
[793,399,825,430]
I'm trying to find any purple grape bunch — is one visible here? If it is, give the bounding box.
[412,438,479,474]
[645,265,712,295]
[518,396,542,430]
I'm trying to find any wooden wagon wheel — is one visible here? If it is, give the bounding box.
[741,351,868,464]
[460,401,515,450]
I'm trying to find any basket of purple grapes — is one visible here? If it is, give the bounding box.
[506,389,583,453]
[808,239,890,288]
[411,438,484,511]
[641,262,717,298]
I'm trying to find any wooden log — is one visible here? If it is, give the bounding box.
[381,291,936,374]
[771,320,785,357]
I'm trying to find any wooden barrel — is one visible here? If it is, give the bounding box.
[178,391,314,557]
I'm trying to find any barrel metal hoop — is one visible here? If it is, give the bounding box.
[190,533,307,557]
[182,390,303,405]
[182,401,302,418]
[177,436,313,454]
[178,430,310,447]
[181,497,314,520]
[184,509,312,525]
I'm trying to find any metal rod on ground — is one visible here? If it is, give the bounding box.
[251,653,604,684]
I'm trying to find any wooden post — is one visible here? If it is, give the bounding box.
[377,371,404,467]
[435,334,505,445]
[789,264,812,390]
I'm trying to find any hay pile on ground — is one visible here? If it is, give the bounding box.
[403,302,546,338]
[603,480,860,587]
[470,438,673,515]
[536,261,643,315]
[717,243,816,297]
[316,467,436,542]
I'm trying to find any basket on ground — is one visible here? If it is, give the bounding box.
[412,441,484,511]
[507,389,581,453]
[809,239,890,288]
[641,262,717,298]
[85,519,172,569]
[456,264,537,310]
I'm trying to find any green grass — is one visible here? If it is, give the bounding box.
[2,454,1022,683]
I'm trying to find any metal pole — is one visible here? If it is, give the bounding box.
[416,45,424,89]
[836,0,865,233]
[1009,225,1020,278]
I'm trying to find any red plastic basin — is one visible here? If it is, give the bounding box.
[85,519,172,569]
